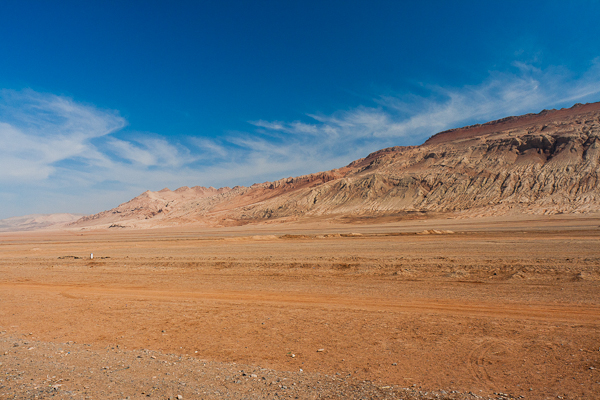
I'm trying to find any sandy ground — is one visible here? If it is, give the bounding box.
[1,215,599,399]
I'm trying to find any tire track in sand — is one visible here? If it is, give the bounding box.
[466,338,514,390]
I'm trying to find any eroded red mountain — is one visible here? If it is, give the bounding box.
[72,102,600,229]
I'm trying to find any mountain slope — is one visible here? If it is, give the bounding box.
[72,102,600,229]
[0,213,85,232]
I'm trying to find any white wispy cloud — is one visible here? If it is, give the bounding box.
[190,138,229,158]
[249,120,320,135]
[107,137,194,168]
[0,90,125,181]
[1,61,600,218]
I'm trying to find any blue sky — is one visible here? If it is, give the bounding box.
[1,1,600,218]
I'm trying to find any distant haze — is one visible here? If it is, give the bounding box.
[0,213,85,232]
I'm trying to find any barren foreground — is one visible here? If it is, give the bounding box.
[1,215,600,399]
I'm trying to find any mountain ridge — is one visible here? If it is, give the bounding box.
[70,101,600,229]
[424,101,600,145]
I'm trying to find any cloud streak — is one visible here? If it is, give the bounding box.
[0,90,125,181]
[2,61,600,218]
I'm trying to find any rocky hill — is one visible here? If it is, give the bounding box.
[72,102,600,229]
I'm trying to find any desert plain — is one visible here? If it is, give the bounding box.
[1,214,599,400]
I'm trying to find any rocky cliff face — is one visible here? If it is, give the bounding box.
[72,102,600,228]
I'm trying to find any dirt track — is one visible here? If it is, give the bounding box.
[1,216,599,399]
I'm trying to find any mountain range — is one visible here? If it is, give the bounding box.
[63,101,600,230]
